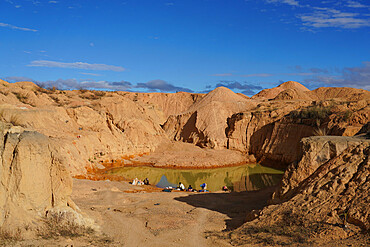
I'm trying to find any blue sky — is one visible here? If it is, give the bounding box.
[1,0,369,95]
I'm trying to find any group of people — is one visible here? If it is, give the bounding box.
[132,177,150,186]
[176,182,208,192]
[131,178,230,193]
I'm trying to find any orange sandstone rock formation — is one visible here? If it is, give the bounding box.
[226,135,370,246]
[0,122,88,236]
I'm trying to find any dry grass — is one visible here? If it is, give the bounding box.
[12,92,35,107]
[49,95,60,104]
[210,210,329,246]
[79,90,106,100]
[38,211,94,239]
[0,90,9,96]
[34,83,58,94]
[12,92,28,102]
[0,110,24,127]
[8,115,24,127]
[313,127,328,136]
[93,91,106,97]
[34,86,50,94]
[0,227,23,242]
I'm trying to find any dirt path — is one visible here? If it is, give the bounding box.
[190,208,208,246]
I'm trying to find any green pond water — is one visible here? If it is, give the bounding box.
[108,164,284,192]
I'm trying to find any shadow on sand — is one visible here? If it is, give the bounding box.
[174,186,276,230]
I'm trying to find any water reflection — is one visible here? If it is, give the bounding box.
[108,164,283,192]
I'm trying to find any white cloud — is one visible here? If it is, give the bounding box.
[0,22,38,32]
[304,61,370,90]
[347,1,368,8]
[266,0,300,7]
[80,72,101,76]
[136,79,193,92]
[264,1,370,30]
[4,77,195,92]
[299,9,370,28]
[28,60,125,72]
[242,73,274,77]
[211,73,233,76]
[5,76,35,82]
[79,80,132,91]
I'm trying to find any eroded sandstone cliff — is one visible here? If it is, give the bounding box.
[0,122,88,237]
[0,79,368,173]
[224,135,369,246]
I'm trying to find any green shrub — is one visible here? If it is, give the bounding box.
[290,105,332,122]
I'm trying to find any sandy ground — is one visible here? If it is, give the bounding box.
[69,179,275,247]
[8,178,274,246]
[5,178,368,247]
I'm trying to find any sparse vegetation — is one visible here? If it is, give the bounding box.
[339,110,353,122]
[39,211,94,239]
[48,86,58,92]
[34,87,49,95]
[133,93,138,101]
[8,114,24,127]
[289,104,333,127]
[12,92,35,107]
[79,88,88,93]
[13,92,28,102]
[79,91,106,100]
[313,127,328,136]
[0,109,24,127]
[49,95,61,104]
[290,105,332,120]
[34,83,58,94]
[221,210,329,246]
[0,90,9,96]
[93,91,106,97]
[0,227,22,242]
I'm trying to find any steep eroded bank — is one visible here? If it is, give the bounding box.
[0,122,92,239]
[213,135,370,246]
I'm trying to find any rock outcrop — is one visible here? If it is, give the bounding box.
[273,88,314,101]
[0,79,368,173]
[312,87,370,101]
[0,122,82,236]
[252,81,310,100]
[229,135,369,245]
[0,81,172,175]
[273,135,370,201]
[270,136,370,231]
[162,87,256,149]
[125,91,204,124]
